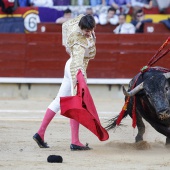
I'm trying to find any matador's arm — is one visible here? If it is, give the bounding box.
[70,44,86,87]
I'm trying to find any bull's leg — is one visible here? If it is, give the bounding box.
[126,99,145,142]
[149,122,170,146]
[135,113,145,142]
[166,137,170,145]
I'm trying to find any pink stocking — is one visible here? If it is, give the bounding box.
[37,108,56,141]
[70,119,84,146]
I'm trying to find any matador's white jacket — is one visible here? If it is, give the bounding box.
[62,14,96,89]
[48,15,96,113]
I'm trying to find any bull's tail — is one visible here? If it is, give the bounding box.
[105,115,119,131]
[105,111,129,131]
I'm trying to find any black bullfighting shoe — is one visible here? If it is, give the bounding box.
[33,133,49,148]
[70,143,92,151]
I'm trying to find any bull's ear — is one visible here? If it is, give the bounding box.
[163,72,170,79]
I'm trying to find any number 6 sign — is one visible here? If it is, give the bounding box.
[23,10,40,33]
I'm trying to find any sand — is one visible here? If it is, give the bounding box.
[0,99,170,170]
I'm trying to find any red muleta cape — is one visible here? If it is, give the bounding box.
[60,70,109,141]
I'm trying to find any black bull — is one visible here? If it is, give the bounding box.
[107,67,170,145]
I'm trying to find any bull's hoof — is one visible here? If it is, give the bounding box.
[135,135,143,143]
[165,138,170,146]
[135,141,151,150]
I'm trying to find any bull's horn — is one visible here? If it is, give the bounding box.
[163,72,170,79]
[122,82,144,97]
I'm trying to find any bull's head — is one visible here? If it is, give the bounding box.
[123,72,170,120]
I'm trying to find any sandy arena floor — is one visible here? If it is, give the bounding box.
[0,99,170,170]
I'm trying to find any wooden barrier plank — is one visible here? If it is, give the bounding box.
[0,44,25,52]
[26,60,66,69]
[26,51,68,60]
[89,52,170,78]
[26,33,62,44]
[0,33,169,78]
[0,61,25,69]
[37,23,117,33]
[37,23,62,33]
[118,34,169,43]
[95,24,116,33]
[0,69,25,77]
[144,23,170,33]
[0,53,25,60]
[96,33,169,43]
[0,34,25,43]
[25,69,64,78]
[96,43,160,52]
[37,21,170,34]
[95,51,155,60]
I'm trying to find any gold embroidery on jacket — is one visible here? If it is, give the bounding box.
[62,14,84,47]
[67,32,88,48]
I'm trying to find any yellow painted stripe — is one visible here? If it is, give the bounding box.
[0,14,22,18]
[23,9,38,18]
[145,14,170,23]
[126,14,170,23]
